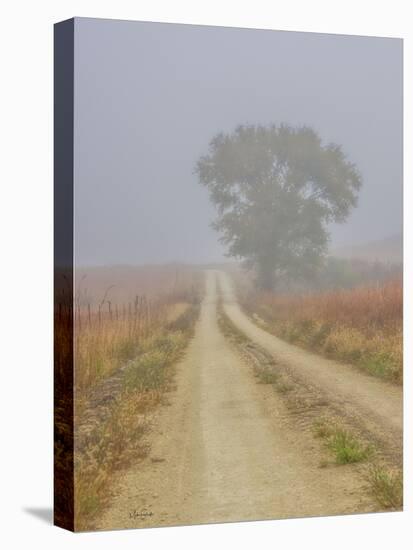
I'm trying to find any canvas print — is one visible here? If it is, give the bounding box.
[54,18,403,532]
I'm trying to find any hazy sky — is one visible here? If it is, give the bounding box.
[74,18,402,266]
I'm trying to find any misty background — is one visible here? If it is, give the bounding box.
[74,18,402,267]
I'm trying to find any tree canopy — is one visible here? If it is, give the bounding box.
[196,124,362,289]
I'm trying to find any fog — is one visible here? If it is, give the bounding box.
[74,18,402,267]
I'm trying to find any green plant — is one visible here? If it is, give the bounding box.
[313,419,373,464]
[327,429,372,464]
[256,368,279,384]
[369,465,403,509]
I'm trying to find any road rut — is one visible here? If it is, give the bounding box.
[218,270,403,462]
[96,271,376,530]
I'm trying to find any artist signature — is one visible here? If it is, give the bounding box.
[129,509,154,519]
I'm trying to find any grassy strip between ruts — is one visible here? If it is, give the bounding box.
[312,418,374,464]
[217,302,403,511]
[368,464,403,509]
[313,417,403,510]
[74,304,199,531]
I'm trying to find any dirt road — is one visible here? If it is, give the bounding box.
[97,271,379,530]
[218,271,403,462]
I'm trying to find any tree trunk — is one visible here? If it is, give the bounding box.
[256,258,276,291]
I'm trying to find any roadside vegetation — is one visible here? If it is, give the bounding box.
[368,464,403,509]
[72,266,202,530]
[312,418,373,464]
[312,417,402,509]
[218,299,402,512]
[238,267,402,384]
[74,265,201,396]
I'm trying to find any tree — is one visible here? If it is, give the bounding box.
[196,124,362,289]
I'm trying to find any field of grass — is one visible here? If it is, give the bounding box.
[69,265,202,530]
[74,266,201,396]
[241,277,402,383]
[74,322,198,529]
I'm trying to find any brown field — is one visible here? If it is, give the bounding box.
[74,265,201,392]
[240,277,403,383]
[68,265,202,529]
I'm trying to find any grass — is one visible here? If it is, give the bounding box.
[312,418,373,464]
[242,278,402,383]
[217,302,250,346]
[312,418,403,509]
[255,368,279,384]
[123,333,186,392]
[312,418,334,439]
[75,391,150,526]
[69,267,202,530]
[74,308,199,531]
[217,301,277,381]
[275,381,293,393]
[328,431,372,464]
[74,300,167,394]
[74,266,202,394]
[368,464,403,509]
[217,302,295,397]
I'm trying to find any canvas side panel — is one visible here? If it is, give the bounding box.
[54,18,75,532]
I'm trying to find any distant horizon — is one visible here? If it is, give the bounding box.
[74,231,402,269]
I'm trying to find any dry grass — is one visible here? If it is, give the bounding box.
[75,264,200,307]
[70,266,202,530]
[54,288,75,529]
[243,278,403,383]
[74,391,152,525]
[74,329,195,530]
[74,266,202,397]
[368,464,403,510]
[75,302,163,393]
